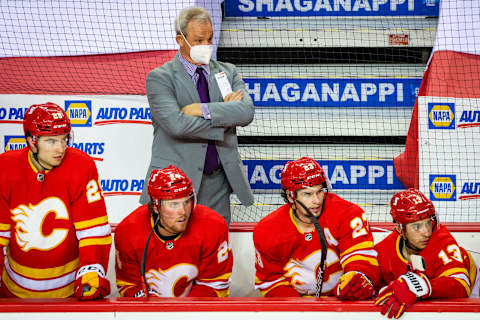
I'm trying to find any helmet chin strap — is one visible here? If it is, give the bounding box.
[31,151,48,172]
[28,137,52,172]
[291,203,312,225]
[151,202,192,238]
[403,237,422,253]
[287,191,311,225]
[289,188,329,226]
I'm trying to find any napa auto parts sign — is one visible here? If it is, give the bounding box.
[418,97,480,222]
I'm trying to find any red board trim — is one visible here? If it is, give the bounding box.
[1,297,480,313]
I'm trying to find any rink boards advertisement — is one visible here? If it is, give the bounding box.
[1,94,405,222]
[418,96,480,222]
[224,0,439,17]
[244,78,421,107]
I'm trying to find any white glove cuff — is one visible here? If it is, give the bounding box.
[401,272,432,299]
[76,263,106,279]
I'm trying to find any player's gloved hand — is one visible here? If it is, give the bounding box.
[375,271,431,319]
[74,264,110,300]
[336,271,375,300]
[134,288,160,298]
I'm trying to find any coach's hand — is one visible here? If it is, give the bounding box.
[224,90,242,102]
[336,271,374,300]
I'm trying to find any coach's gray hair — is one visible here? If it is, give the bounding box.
[175,6,212,37]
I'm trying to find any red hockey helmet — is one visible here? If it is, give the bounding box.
[281,157,327,193]
[23,102,71,138]
[148,165,194,203]
[390,189,437,225]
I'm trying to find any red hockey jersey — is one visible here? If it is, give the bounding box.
[0,147,111,298]
[253,193,379,297]
[115,204,233,297]
[375,225,477,298]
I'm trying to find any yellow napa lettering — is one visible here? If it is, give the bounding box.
[429,104,454,127]
[67,103,91,125]
[430,177,455,199]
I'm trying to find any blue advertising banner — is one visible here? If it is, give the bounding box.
[225,0,439,17]
[244,159,405,190]
[245,78,421,107]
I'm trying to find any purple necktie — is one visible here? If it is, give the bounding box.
[196,67,219,175]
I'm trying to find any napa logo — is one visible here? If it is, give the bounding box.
[65,100,92,127]
[428,102,455,129]
[458,110,480,128]
[429,174,456,201]
[4,136,27,152]
[99,178,145,196]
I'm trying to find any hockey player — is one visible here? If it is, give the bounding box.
[375,189,478,319]
[253,157,379,299]
[0,102,111,299]
[115,165,233,297]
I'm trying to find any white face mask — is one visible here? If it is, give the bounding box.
[179,30,213,65]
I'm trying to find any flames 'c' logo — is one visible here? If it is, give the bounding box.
[11,197,69,252]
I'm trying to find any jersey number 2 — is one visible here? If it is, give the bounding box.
[86,180,102,203]
[350,213,368,239]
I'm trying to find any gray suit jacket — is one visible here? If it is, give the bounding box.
[140,54,255,206]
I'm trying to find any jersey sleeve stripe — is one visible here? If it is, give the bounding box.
[0,223,10,230]
[7,252,79,279]
[466,251,478,287]
[197,272,232,282]
[119,286,133,297]
[4,258,76,292]
[195,279,230,290]
[257,280,291,296]
[340,241,374,257]
[2,270,75,298]
[340,249,378,264]
[451,273,471,286]
[0,230,10,238]
[78,235,112,248]
[74,215,109,230]
[254,277,289,290]
[0,236,10,246]
[341,255,379,268]
[76,224,111,240]
[453,277,472,296]
[116,279,136,287]
[438,267,469,279]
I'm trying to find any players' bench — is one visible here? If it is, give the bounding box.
[1,223,477,320]
[103,222,480,298]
